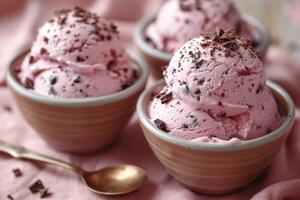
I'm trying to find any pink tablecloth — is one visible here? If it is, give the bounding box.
[1,1,300,199]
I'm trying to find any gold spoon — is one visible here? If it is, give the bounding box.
[0,140,148,196]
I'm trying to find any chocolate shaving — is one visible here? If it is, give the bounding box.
[48,87,57,96]
[49,76,57,85]
[179,0,202,11]
[40,48,47,55]
[29,56,35,64]
[154,119,168,132]
[29,180,45,194]
[256,84,264,94]
[223,41,239,51]
[76,56,85,62]
[160,92,173,104]
[25,78,34,89]
[266,128,272,134]
[73,76,81,83]
[43,37,49,44]
[40,188,52,199]
[7,194,14,200]
[216,28,225,37]
[12,168,22,177]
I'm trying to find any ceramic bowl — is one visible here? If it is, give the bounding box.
[137,80,294,194]
[134,14,271,80]
[7,50,149,154]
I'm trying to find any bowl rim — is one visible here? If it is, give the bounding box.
[137,80,295,152]
[6,49,149,107]
[134,13,270,61]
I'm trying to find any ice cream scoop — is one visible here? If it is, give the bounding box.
[164,29,265,117]
[145,0,256,53]
[19,7,135,98]
[149,29,283,142]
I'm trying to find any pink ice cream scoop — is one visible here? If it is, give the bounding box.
[149,29,283,142]
[145,0,254,53]
[19,7,135,98]
[164,29,265,117]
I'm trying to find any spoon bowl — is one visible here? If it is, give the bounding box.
[83,165,148,195]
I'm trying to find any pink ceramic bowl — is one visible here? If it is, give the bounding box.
[7,50,149,154]
[134,14,270,80]
[137,80,295,194]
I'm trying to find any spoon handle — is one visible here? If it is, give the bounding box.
[0,140,84,175]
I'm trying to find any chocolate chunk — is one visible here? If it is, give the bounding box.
[25,78,34,89]
[58,16,67,25]
[76,56,85,62]
[40,188,51,199]
[256,84,264,94]
[154,119,168,132]
[49,76,57,85]
[73,76,81,84]
[266,128,272,134]
[179,0,192,12]
[182,124,189,129]
[160,92,173,104]
[12,168,22,177]
[49,87,57,96]
[216,28,225,37]
[223,41,239,51]
[29,180,45,194]
[43,37,49,44]
[122,84,130,90]
[40,48,47,55]
[195,89,201,94]
[29,56,35,64]
[7,194,14,200]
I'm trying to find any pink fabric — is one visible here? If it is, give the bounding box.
[1,1,300,199]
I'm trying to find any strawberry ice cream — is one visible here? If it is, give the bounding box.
[145,0,259,53]
[149,29,283,142]
[19,7,136,98]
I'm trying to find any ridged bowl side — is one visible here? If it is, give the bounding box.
[7,50,148,154]
[141,124,290,194]
[12,89,142,153]
[137,80,294,194]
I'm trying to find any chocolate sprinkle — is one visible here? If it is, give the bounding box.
[29,180,45,194]
[12,168,22,177]
[7,194,14,200]
[160,92,173,104]
[154,119,168,132]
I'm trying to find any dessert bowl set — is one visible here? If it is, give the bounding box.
[5,0,295,195]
